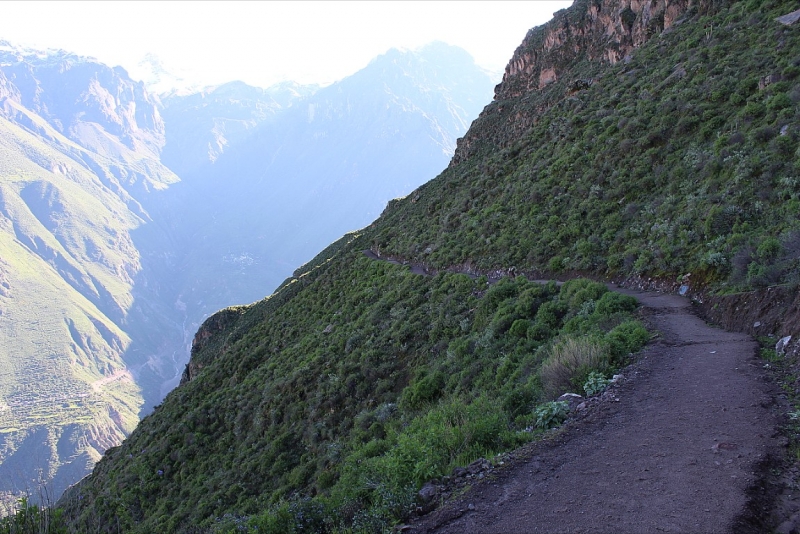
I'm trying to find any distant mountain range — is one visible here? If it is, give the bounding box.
[0,39,495,508]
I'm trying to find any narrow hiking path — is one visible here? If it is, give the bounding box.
[409,288,781,533]
[361,252,784,533]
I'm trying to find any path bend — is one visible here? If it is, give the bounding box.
[406,286,781,533]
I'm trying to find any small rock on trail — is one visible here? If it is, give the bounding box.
[410,288,782,534]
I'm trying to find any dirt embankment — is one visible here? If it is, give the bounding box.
[697,287,800,352]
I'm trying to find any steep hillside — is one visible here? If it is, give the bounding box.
[375,0,799,290]
[56,0,800,532]
[0,46,181,509]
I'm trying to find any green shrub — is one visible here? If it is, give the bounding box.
[533,401,570,429]
[401,371,445,410]
[605,320,650,363]
[509,319,531,338]
[594,291,638,316]
[767,92,792,112]
[757,236,782,261]
[560,279,607,309]
[548,256,564,272]
[501,387,538,418]
[583,371,611,396]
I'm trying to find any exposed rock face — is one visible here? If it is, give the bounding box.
[777,8,800,25]
[181,307,246,385]
[497,0,720,100]
[451,0,727,165]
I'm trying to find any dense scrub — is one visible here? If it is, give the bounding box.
[375,0,800,290]
[59,234,646,532]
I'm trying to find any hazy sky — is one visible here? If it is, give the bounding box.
[0,1,572,90]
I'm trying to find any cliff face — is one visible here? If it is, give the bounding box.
[452,0,726,164]
[180,307,246,385]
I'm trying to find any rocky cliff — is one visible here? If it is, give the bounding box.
[452,0,727,165]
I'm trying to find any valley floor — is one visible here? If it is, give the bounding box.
[408,288,786,533]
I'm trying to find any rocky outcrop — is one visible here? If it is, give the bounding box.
[451,0,728,165]
[496,0,721,100]
[777,8,800,25]
[180,306,246,384]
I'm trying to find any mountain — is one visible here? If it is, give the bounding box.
[128,53,203,97]
[48,0,800,532]
[0,41,498,510]
[159,80,318,177]
[144,42,496,347]
[54,0,800,531]
[0,43,181,509]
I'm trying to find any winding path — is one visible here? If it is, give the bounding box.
[363,252,782,533]
[405,287,781,533]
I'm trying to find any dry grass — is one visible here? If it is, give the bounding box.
[540,337,607,399]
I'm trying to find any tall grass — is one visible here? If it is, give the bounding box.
[540,336,608,399]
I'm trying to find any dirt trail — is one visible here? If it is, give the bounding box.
[405,287,782,533]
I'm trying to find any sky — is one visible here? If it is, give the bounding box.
[0,1,572,91]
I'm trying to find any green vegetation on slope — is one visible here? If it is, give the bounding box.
[59,231,647,532]
[375,0,800,290]
[0,110,146,509]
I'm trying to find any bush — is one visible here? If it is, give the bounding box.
[605,321,650,363]
[533,401,570,429]
[509,319,531,338]
[560,279,608,309]
[539,336,608,399]
[583,371,612,396]
[401,371,445,410]
[757,237,782,261]
[594,292,638,316]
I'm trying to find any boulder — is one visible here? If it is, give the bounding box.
[467,458,491,475]
[777,9,800,25]
[776,335,792,355]
[557,392,584,411]
[418,483,438,503]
